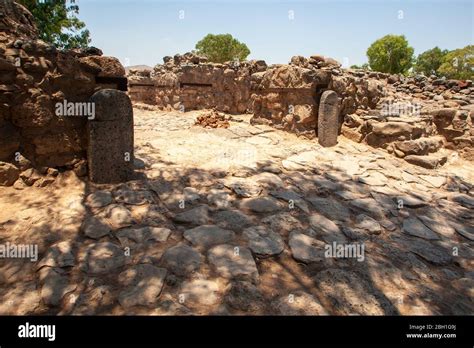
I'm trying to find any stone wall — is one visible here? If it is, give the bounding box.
[129,53,266,114]
[129,53,386,139]
[0,0,126,172]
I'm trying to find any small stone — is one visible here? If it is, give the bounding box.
[206,189,231,208]
[183,187,200,203]
[250,172,284,188]
[243,226,284,256]
[355,214,382,234]
[239,196,282,213]
[147,227,172,242]
[404,154,447,169]
[173,205,209,225]
[184,225,235,249]
[208,244,258,281]
[116,226,171,245]
[358,172,387,186]
[133,158,146,169]
[161,244,202,276]
[222,177,262,198]
[81,216,111,239]
[114,189,152,205]
[262,212,303,232]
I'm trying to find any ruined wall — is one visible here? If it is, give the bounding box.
[129,53,385,139]
[129,53,266,114]
[0,0,126,173]
[341,75,474,165]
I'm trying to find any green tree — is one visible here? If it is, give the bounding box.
[366,34,414,74]
[195,34,250,63]
[438,45,474,80]
[17,0,90,49]
[414,47,448,76]
[350,63,370,70]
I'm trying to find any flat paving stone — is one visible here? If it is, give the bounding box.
[207,244,258,281]
[270,189,309,213]
[184,225,235,249]
[118,264,167,308]
[243,226,284,256]
[213,209,253,231]
[402,217,440,240]
[86,191,113,208]
[239,196,282,213]
[288,231,326,263]
[172,205,210,225]
[308,212,346,243]
[161,244,202,276]
[84,242,126,275]
[81,216,111,239]
[179,279,221,306]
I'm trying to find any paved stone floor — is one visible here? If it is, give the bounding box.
[0,108,473,315]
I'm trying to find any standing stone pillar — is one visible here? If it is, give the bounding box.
[318,90,340,147]
[88,89,134,183]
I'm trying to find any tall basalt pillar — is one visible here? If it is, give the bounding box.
[318,90,340,147]
[88,89,134,183]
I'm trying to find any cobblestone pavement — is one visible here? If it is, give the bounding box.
[0,108,473,315]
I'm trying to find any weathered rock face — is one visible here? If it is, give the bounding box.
[0,0,127,184]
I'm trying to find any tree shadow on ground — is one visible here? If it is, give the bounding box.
[0,137,473,316]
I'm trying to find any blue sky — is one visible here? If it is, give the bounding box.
[77,0,473,67]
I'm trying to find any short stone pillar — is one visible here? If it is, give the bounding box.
[318,90,340,147]
[88,89,134,183]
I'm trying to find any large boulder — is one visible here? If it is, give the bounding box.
[0,162,20,186]
[393,136,444,157]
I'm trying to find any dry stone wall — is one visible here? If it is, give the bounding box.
[129,53,386,139]
[0,0,128,186]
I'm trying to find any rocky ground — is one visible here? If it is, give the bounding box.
[0,108,473,315]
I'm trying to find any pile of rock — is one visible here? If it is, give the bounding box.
[0,0,126,186]
[194,110,230,129]
[338,65,474,164]
[389,74,473,106]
